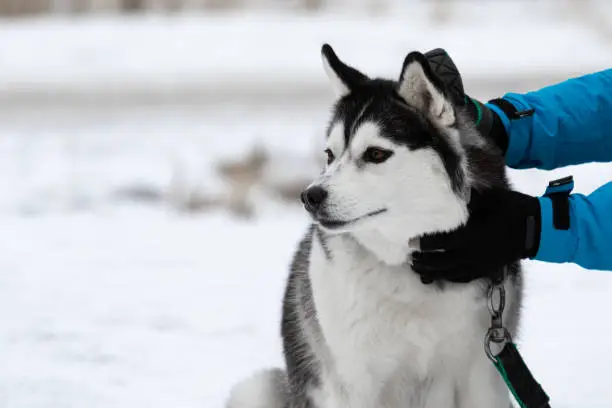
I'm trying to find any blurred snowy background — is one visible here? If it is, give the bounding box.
[0,0,611,407]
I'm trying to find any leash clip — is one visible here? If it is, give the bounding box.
[484,269,512,362]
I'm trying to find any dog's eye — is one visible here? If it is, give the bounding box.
[324,149,335,165]
[363,147,393,164]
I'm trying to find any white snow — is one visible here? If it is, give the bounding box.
[1,3,612,407]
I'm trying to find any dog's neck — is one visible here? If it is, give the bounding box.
[349,228,414,266]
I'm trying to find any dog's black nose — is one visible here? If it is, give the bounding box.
[301,186,328,212]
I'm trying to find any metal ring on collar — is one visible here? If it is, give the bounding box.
[487,284,506,318]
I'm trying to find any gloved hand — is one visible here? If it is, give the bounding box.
[412,188,541,284]
[424,48,510,154]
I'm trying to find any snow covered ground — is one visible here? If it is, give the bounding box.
[1,3,612,408]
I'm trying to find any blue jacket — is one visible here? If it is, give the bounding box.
[486,69,612,270]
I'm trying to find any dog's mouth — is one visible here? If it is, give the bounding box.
[316,208,387,230]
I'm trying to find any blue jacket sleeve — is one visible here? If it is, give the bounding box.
[485,69,612,170]
[536,182,612,270]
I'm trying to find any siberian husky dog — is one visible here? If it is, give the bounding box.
[226,45,522,408]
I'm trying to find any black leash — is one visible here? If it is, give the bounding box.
[485,269,551,408]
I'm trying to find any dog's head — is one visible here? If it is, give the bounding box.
[302,45,477,261]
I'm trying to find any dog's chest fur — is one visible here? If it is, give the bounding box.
[307,231,490,408]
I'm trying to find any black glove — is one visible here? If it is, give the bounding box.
[424,48,510,154]
[412,188,541,284]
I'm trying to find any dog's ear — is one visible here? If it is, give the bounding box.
[397,52,455,127]
[321,44,368,97]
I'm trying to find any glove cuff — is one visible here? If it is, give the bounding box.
[522,196,542,259]
[466,96,509,154]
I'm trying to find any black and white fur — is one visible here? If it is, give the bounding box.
[227,45,522,408]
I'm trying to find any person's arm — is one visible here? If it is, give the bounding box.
[486,69,612,170]
[490,69,612,268]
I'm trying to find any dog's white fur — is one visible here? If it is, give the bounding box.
[308,231,512,408]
